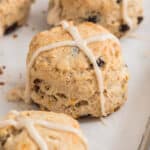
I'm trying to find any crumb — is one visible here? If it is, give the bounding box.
[13,34,18,38]
[7,87,38,110]
[7,87,25,101]
[0,65,5,86]
[137,16,144,24]
[2,66,6,69]
[0,67,3,75]
[0,65,6,74]
[0,82,5,86]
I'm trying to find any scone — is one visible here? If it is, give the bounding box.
[0,110,87,150]
[18,21,129,118]
[0,0,33,36]
[47,0,143,37]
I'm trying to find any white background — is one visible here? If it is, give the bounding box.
[0,0,150,150]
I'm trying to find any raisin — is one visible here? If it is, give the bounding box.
[4,22,18,35]
[90,64,93,68]
[0,82,5,86]
[45,86,50,90]
[0,68,3,75]
[96,57,105,67]
[116,0,122,3]
[2,66,6,69]
[0,134,10,146]
[79,114,92,119]
[84,12,101,23]
[56,93,67,99]
[75,101,88,107]
[50,95,58,101]
[104,89,107,94]
[119,24,130,32]
[137,16,143,24]
[114,105,121,112]
[87,15,98,23]
[32,101,40,108]
[33,79,42,84]
[34,85,40,92]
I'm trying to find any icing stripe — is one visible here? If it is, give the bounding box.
[61,21,106,115]
[36,120,88,147]
[0,112,88,150]
[0,119,17,128]
[24,41,76,102]
[25,21,120,116]
[8,21,120,150]
[86,34,120,45]
[24,120,48,150]
[61,21,120,116]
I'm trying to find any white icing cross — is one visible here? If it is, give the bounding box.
[24,21,120,116]
[0,111,88,150]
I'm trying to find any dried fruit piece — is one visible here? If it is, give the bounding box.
[96,57,105,67]
[119,24,130,32]
[4,22,18,35]
[137,16,144,24]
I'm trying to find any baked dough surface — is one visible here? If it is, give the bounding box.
[25,22,129,118]
[0,111,87,150]
[0,0,32,36]
[47,0,143,37]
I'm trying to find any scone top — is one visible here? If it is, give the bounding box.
[0,0,33,36]
[47,0,143,37]
[25,21,128,118]
[0,110,88,150]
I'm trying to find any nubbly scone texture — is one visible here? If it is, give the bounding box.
[26,22,129,118]
[0,0,32,36]
[47,0,143,37]
[0,111,86,150]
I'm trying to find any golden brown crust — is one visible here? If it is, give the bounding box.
[0,111,86,150]
[26,22,129,118]
[0,0,32,36]
[47,0,143,37]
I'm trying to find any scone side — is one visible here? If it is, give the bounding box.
[0,0,33,36]
[47,0,144,38]
[26,22,129,118]
[0,111,86,150]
